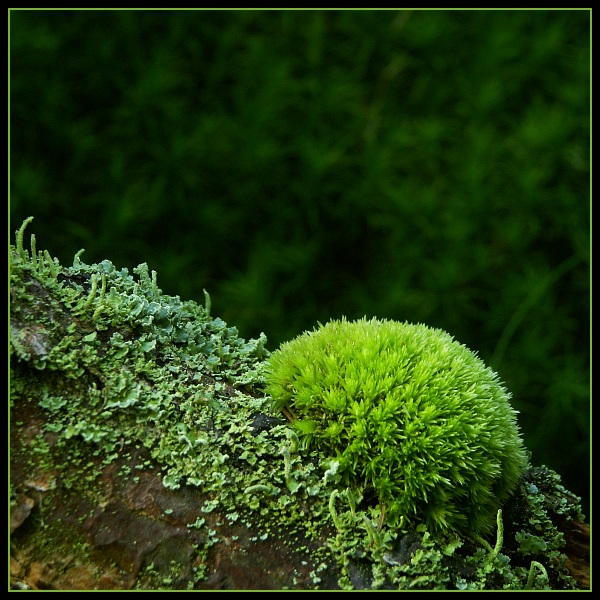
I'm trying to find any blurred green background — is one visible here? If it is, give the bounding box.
[10,9,589,516]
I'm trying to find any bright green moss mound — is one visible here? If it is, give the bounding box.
[265,317,529,536]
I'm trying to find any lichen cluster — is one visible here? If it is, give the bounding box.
[9,217,340,588]
[265,317,529,536]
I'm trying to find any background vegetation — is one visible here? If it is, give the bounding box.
[9,9,589,515]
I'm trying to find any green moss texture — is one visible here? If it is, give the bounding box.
[266,318,528,535]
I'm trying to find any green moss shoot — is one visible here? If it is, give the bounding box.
[265,317,529,536]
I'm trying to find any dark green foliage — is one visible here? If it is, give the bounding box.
[9,9,589,512]
[265,317,528,535]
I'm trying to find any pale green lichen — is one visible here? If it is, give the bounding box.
[10,218,586,590]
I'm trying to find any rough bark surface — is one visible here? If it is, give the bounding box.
[10,397,338,590]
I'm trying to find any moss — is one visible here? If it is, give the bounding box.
[10,218,585,590]
[265,317,528,536]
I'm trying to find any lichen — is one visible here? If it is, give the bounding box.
[10,218,586,590]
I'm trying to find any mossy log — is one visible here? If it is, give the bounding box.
[9,219,589,590]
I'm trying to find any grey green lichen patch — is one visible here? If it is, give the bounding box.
[10,218,586,590]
